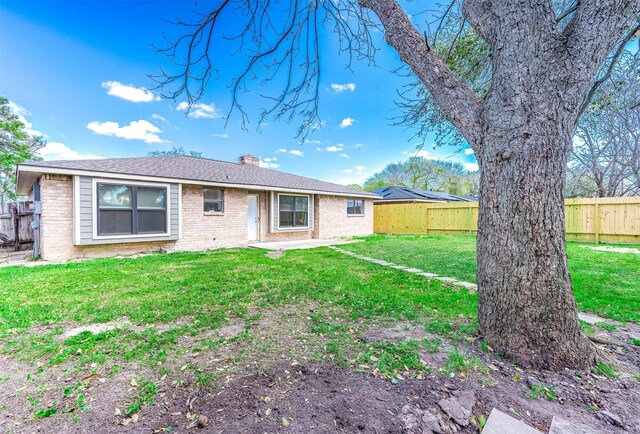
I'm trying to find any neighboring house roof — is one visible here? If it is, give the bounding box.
[16,155,379,198]
[371,186,475,202]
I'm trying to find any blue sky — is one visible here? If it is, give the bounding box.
[0,0,478,186]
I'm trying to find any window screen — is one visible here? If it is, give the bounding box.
[279,195,308,228]
[347,198,364,215]
[204,189,224,212]
[97,183,168,236]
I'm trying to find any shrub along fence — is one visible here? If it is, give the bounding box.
[0,201,34,251]
[373,196,640,244]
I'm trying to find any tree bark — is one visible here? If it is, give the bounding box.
[475,124,598,369]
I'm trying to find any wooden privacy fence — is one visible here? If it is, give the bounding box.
[0,201,35,251]
[374,196,640,244]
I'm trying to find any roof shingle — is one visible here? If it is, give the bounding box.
[19,155,378,197]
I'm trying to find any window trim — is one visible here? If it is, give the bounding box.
[276,193,311,230]
[92,178,171,240]
[203,188,225,213]
[347,198,365,216]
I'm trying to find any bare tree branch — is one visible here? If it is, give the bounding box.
[577,21,640,119]
[358,0,484,147]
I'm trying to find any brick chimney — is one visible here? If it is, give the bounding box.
[239,154,260,166]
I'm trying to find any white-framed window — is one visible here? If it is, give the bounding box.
[347,198,364,215]
[278,194,309,228]
[96,183,167,236]
[204,188,224,212]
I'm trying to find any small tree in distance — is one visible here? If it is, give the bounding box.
[0,97,45,202]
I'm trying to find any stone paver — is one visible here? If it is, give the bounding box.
[578,312,620,326]
[549,416,599,434]
[330,246,477,293]
[482,409,543,434]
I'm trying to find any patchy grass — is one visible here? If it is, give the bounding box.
[345,235,640,323]
[593,363,620,379]
[0,248,477,369]
[442,350,489,375]
[526,384,558,401]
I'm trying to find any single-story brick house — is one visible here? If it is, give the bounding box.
[16,155,379,262]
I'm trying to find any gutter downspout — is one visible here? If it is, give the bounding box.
[31,180,41,258]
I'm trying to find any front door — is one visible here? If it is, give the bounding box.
[247,194,259,241]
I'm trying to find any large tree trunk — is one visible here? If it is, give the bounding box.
[475,121,598,370]
[359,0,640,370]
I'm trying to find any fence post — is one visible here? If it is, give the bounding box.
[12,203,19,251]
[594,201,600,244]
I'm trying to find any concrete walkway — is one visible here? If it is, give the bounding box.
[0,250,33,268]
[248,239,362,251]
[329,246,477,293]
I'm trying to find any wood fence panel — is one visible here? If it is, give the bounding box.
[374,196,640,244]
[0,201,35,251]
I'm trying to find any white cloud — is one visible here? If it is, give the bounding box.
[464,148,474,155]
[326,164,376,186]
[315,147,322,152]
[151,114,167,122]
[7,101,44,137]
[260,157,280,169]
[464,162,480,172]
[339,153,350,159]
[402,149,433,159]
[102,81,160,103]
[176,102,222,119]
[87,120,165,144]
[325,144,344,152]
[305,139,322,144]
[38,142,104,161]
[274,149,304,157]
[339,117,355,129]
[212,133,229,139]
[354,143,365,149]
[331,83,356,93]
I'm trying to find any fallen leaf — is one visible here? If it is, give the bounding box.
[282,417,290,427]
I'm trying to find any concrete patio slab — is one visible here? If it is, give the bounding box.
[248,239,361,251]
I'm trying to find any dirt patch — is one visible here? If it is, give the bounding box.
[266,250,285,259]
[364,321,440,343]
[58,320,135,340]
[581,246,640,255]
[3,308,640,434]
[140,363,481,434]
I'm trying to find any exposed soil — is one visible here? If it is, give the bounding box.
[2,311,638,434]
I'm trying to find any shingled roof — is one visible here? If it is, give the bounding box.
[17,155,378,198]
[371,186,475,202]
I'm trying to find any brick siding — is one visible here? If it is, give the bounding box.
[38,176,373,262]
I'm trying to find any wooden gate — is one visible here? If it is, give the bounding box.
[0,201,35,251]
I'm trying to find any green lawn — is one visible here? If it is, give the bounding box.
[343,235,640,323]
[1,239,638,423]
[0,247,477,368]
